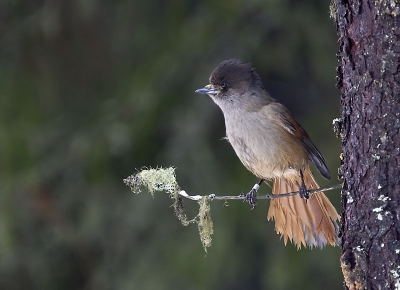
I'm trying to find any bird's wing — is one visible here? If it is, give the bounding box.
[268,103,331,180]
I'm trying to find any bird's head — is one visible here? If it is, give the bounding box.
[195,59,264,101]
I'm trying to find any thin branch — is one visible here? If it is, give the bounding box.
[124,168,343,252]
[179,183,342,201]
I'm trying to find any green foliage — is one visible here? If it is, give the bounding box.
[0,0,342,289]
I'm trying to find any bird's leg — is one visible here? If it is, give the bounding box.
[299,170,309,199]
[244,178,264,209]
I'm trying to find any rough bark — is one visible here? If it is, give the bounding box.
[334,0,400,289]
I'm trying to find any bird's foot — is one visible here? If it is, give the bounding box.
[299,183,309,199]
[299,169,309,200]
[245,188,258,210]
[243,179,264,209]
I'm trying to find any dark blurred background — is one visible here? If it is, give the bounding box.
[0,1,342,289]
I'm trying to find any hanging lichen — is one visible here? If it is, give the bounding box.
[124,167,213,251]
[197,197,213,252]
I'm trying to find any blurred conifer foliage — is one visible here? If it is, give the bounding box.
[0,1,341,289]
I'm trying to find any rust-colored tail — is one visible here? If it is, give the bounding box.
[267,169,340,248]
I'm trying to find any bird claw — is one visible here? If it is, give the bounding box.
[245,188,257,210]
[299,169,309,200]
[299,183,309,199]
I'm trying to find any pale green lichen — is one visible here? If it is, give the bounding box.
[374,0,400,17]
[197,197,214,252]
[329,0,337,20]
[124,167,213,252]
[138,167,179,195]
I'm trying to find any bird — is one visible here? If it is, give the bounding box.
[195,59,340,248]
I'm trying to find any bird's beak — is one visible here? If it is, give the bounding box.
[195,84,219,96]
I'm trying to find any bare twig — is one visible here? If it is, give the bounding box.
[179,183,342,201]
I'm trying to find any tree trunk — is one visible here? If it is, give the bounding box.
[334,0,400,289]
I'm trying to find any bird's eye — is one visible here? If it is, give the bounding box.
[221,83,228,91]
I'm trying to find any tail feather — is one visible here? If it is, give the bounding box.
[267,169,340,249]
